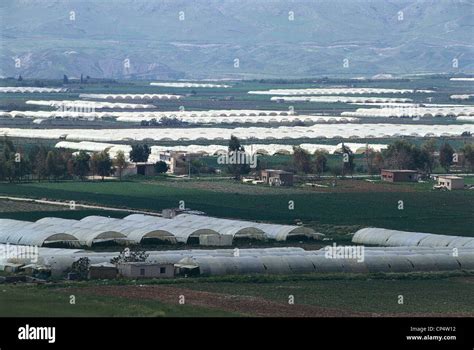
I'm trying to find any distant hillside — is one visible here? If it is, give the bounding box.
[1,0,473,79]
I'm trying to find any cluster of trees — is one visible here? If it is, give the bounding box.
[0,138,115,182]
[381,140,474,174]
[291,139,474,176]
[2,136,473,182]
[292,145,354,177]
[110,246,149,265]
[129,144,151,163]
[460,143,474,172]
[69,257,91,280]
[139,117,187,127]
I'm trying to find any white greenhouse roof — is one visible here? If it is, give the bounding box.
[0,87,67,93]
[0,214,318,247]
[26,100,156,109]
[341,106,474,118]
[150,82,231,88]
[55,141,388,158]
[2,244,474,275]
[1,124,471,142]
[79,93,182,100]
[2,110,351,125]
[249,88,434,95]
[270,96,412,103]
[352,228,474,248]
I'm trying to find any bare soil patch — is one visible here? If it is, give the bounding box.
[60,284,470,317]
[64,284,370,317]
[0,199,68,212]
[152,179,418,194]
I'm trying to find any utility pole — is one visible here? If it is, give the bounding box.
[188,154,191,179]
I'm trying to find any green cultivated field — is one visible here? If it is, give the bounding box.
[1,273,473,316]
[0,209,127,222]
[183,275,474,315]
[0,179,472,235]
[0,285,235,317]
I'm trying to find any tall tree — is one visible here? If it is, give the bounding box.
[227,135,250,179]
[366,149,384,175]
[0,138,17,182]
[340,144,355,177]
[129,144,151,163]
[439,143,455,173]
[45,151,57,180]
[91,151,113,181]
[73,151,91,180]
[114,150,127,180]
[228,135,244,152]
[460,143,474,173]
[313,150,327,177]
[15,146,31,182]
[421,139,437,174]
[293,146,311,173]
[33,146,49,181]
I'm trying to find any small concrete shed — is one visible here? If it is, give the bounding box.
[117,262,175,278]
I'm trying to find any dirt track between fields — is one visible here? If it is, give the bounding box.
[159,179,419,194]
[0,198,69,212]
[61,284,472,317]
[63,284,372,317]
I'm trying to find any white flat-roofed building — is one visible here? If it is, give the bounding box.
[438,176,464,190]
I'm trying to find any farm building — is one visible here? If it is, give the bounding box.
[121,163,157,177]
[437,176,464,190]
[165,151,193,175]
[118,262,175,278]
[88,263,118,279]
[260,169,294,186]
[381,169,418,182]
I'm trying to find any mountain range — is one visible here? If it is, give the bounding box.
[1,0,473,79]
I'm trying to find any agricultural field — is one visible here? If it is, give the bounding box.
[0,178,472,237]
[1,272,473,317]
[1,2,474,348]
